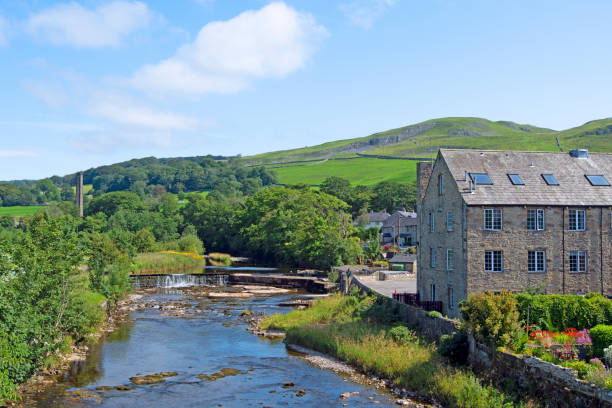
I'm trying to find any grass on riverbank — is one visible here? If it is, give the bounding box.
[131,251,204,274]
[261,294,539,408]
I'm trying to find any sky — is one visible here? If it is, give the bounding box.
[1,0,611,180]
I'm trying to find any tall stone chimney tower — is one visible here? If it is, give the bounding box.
[75,172,84,218]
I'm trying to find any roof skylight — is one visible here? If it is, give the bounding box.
[542,174,559,185]
[470,173,492,185]
[507,174,524,185]
[585,175,610,186]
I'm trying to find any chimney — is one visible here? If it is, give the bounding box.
[569,149,588,159]
[416,162,434,205]
[75,172,84,218]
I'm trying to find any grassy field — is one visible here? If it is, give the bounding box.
[71,184,93,195]
[272,157,418,186]
[0,206,45,216]
[261,294,539,408]
[131,251,204,275]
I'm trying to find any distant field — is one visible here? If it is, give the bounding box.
[71,184,94,194]
[0,206,45,216]
[271,157,418,186]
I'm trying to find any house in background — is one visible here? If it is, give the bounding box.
[364,211,390,230]
[417,148,612,318]
[381,211,417,247]
[388,253,417,273]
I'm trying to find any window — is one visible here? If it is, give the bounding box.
[585,175,610,186]
[485,251,503,272]
[527,209,545,231]
[508,174,524,185]
[569,251,587,273]
[542,174,559,185]
[446,249,454,271]
[470,173,493,185]
[431,284,436,302]
[528,251,546,272]
[484,208,503,231]
[439,174,444,195]
[446,211,453,232]
[569,209,586,231]
[429,213,435,232]
[430,248,436,268]
[448,287,454,310]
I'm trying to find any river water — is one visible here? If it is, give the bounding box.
[25,286,398,407]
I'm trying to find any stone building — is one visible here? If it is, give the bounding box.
[417,148,612,318]
[381,211,417,247]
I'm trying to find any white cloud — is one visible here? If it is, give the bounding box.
[89,93,199,131]
[27,1,151,47]
[130,1,327,95]
[0,150,37,157]
[22,80,68,108]
[340,0,397,29]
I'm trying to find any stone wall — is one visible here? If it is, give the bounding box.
[469,336,612,408]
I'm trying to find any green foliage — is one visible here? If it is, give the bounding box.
[239,187,361,269]
[461,291,522,347]
[388,325,417,345]
[178,233,205,255]
[363,236,383,262]
[86,191,145,217]
[131,252,204,274]
[133,229,157,253]
[440,332,469,365]
[515,293,612,331]
[427,310,443,319]
[590,325,612,358]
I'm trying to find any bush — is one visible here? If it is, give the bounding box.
[440,332,469,365]
[461,291,522,347]
[561,360,595,379]
[590,325,612,358]
[389,326,417,345]
[427,310,443,319]
[515,293,612,331]
[178,233,204,255]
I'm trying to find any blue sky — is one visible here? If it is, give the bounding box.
[1,0,611,180]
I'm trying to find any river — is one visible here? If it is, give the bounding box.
[24,282,399,407]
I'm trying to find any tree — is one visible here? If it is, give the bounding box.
[85,191,145,217]
[371,181,416,213]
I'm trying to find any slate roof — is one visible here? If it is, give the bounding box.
[388,253,417,263]
[440,149,612,206]
[368,211,391,222]
[382,212,418,228]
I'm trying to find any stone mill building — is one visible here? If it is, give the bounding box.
[417,148,612,318]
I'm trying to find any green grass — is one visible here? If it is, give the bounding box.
[71,184,93,195]
[272,157,417,186]
[262,295,538,408]
[0,206,45,216]
[131,251,204,275]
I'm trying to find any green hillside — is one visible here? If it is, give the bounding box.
[245,117,612,186]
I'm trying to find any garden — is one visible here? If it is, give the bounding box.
[461,291,612,390]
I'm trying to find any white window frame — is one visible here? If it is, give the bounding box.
[430,247,436,268]
[528,251,546,273]
[569,251,587,273]
[431,284,436,302]
[528,209,546,231]
[448,287,454,310]
[569,209,586,231]
[446,248,454,271]
[484,208,503,231]
[485,250,503,272]
[430,212,435,233]
[446,210,453,232]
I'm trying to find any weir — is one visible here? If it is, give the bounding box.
[131,273,229,289]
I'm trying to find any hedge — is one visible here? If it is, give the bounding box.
[591,325,612,358]
[515,293,612,331]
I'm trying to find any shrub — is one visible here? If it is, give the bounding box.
[590,325,612,358]
[461,291,522,347]
[427,310,443,319]
[440,332,469,365]
[178,233,204,255]
[389,326,417,345]
[561,360,595,379]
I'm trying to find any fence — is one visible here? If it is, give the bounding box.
[392,292,443,313]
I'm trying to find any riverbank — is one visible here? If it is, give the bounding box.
[259,294,540,408]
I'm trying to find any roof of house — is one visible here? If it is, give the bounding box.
[440,148,612,206]
[368,211,390,222]
[382,211,418,228]
[388,253,417,263]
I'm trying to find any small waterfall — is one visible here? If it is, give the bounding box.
[131,273,229,289]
